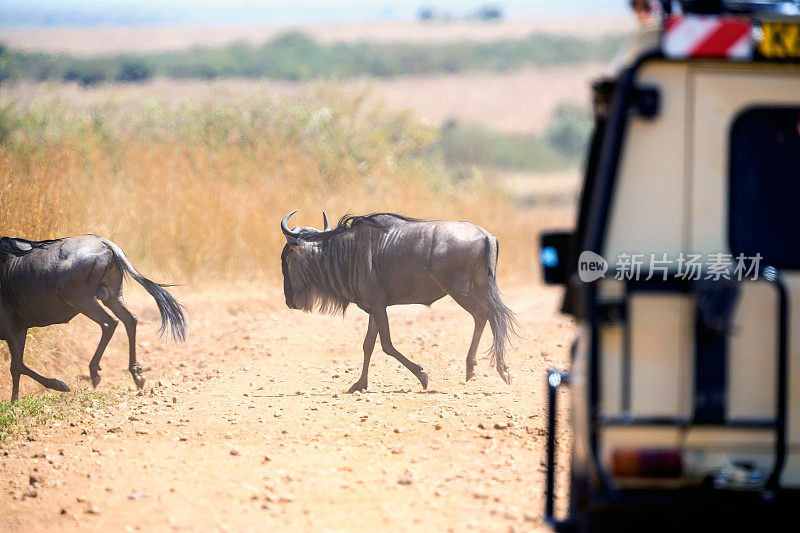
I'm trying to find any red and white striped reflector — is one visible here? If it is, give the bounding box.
[663,14,753,60]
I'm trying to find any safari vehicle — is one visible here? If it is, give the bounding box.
[539,0,800,529]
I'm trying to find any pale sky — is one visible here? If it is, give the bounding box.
[0,1,629,27]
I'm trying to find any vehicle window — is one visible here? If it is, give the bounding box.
[729,107,800,269]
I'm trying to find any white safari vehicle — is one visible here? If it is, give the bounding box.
[540,0,800,529]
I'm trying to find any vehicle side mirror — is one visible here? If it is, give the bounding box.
[540,231,574,285]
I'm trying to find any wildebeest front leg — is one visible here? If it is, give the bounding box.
[74,299,118,388]
[8,329,70,401]
[6,333,22,403]
[373,307,429,390]
[348,315,378,393]
[0,312,21,401]
[104,297,144,389]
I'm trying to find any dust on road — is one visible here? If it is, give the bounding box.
[0,284,573,532]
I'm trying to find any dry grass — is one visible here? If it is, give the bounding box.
[1,86,573,283]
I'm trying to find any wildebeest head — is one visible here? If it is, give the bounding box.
[280,210,331,310]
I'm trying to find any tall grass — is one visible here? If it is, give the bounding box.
[1,88,562,283]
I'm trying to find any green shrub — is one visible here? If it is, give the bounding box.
[544,102,592,158]
[0,101,20,143]
[437,103,592,173]
[116,57,153,82]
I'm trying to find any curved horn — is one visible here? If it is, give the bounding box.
[322,212,330,231]
[281,210,300,238]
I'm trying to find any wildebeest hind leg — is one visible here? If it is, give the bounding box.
[448,290,488,382]
[104,296,144,389]
[348,314,378,393]
[465,316,487,382]
[71,298,118,388]
[10,329,70,399]
[373,308,428,390]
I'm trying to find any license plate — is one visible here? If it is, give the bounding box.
[757,21,800,60]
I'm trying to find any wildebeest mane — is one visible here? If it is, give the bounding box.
[297,212,421,242]
[0,237,62,257]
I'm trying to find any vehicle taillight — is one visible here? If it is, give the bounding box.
[611,447,683,478]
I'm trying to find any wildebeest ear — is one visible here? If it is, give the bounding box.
[13,240,32,251]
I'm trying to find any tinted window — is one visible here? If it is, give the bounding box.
[730,107,800,269]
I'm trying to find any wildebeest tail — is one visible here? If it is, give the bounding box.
[101,238,187,343]
[485,236,517,366]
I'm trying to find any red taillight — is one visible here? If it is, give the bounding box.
[611,447,683,478]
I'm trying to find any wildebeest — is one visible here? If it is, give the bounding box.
[280,211,515,392]
[0,235,187,402]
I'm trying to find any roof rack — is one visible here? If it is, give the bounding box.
[670,0,800,15]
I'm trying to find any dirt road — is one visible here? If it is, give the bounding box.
[0,284,574,532]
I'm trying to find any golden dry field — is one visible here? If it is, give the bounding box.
[1,87,575,281]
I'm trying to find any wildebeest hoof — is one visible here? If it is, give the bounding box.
[466,370,476,382]
[130,368,146,389]
[498,369,513,385]
[418,371,429,390]
[90,373,101,388]
[347,381,367,393]
[51,380,71,393]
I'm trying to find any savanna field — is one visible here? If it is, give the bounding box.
[0,17,619,530]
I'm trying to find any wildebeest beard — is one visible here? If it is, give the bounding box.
[281,238,353,316]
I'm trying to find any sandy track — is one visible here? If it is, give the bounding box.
[0,284,574,532]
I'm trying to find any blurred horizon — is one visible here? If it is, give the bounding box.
[0,0,627,28]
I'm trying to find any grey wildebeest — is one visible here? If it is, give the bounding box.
[0,235,187,402]
[280,211,515,392]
